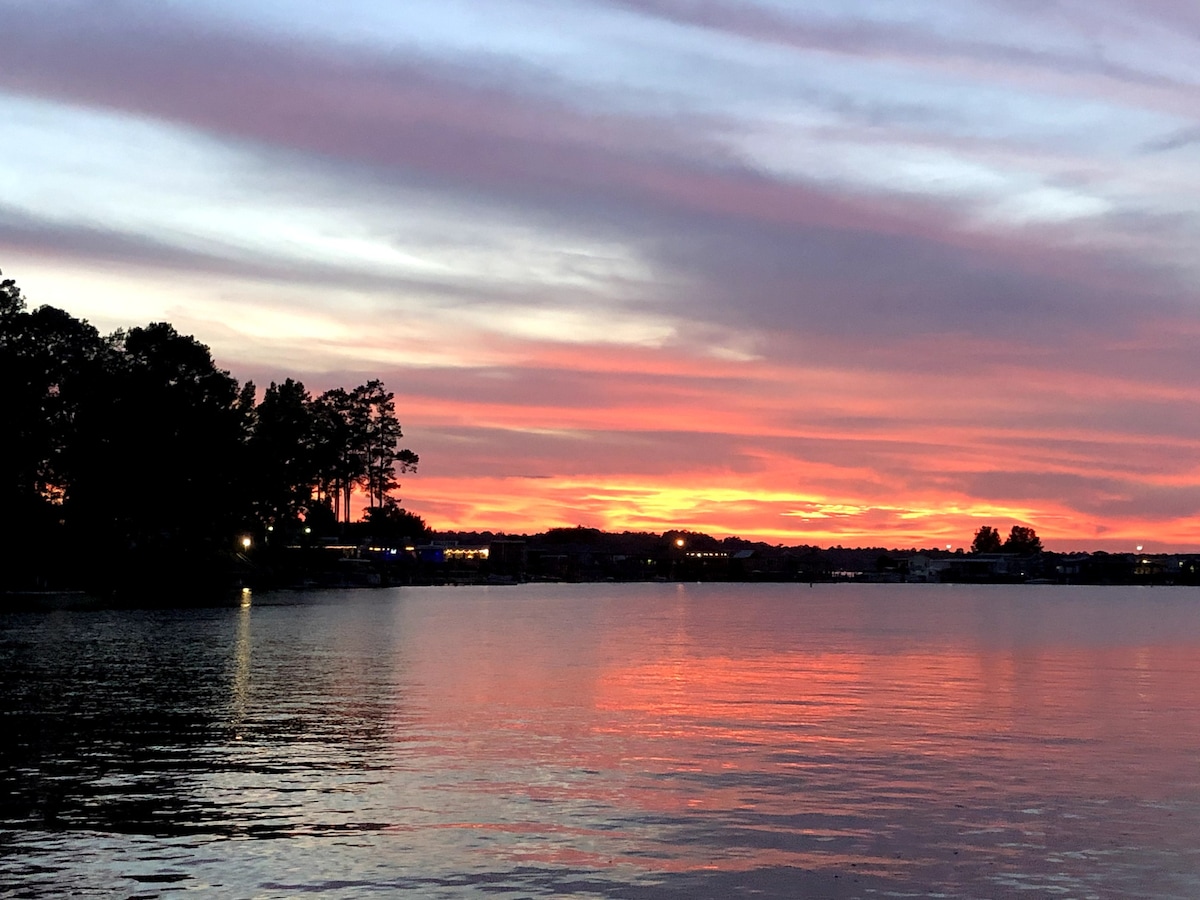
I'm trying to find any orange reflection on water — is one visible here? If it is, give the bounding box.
[594,643,1200,761]
[392,586,1200,886]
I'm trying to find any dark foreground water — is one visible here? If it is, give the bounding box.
[3,583,1200,898]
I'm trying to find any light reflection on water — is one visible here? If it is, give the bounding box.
[4,583,1200,898]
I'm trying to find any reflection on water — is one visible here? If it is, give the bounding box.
[3,583,1200,898]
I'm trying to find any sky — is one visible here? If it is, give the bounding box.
[3,0,1200,550]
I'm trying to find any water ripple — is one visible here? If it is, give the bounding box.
[4,584,1200,897]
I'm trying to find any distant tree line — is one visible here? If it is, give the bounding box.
[0,268,419,594]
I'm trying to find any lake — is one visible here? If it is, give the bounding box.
[3,582,1200,898]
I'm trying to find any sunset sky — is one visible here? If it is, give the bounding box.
[4,0,1200,549]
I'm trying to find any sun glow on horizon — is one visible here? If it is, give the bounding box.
[403,470,1199,551]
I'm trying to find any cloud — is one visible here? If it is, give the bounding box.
[1139,126,1200,154]
[605,0,1196,94]
[4,0,1200,546]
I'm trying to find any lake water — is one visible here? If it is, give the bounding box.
[3,582,1200,898]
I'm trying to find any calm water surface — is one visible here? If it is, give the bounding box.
[3,583,1200,898]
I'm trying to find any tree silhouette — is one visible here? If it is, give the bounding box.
[363,499,428,543]
[312,387,361,524]
[970,525,1003,553]
[1,274,109,589]
[356,379,418,510]
[1003,525,1042,555]
[2,300,106,505]
[311,382,418,524]
[248,378,318,528]
[65,322,252,586]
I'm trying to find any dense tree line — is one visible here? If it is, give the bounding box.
[0,269,419,594]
